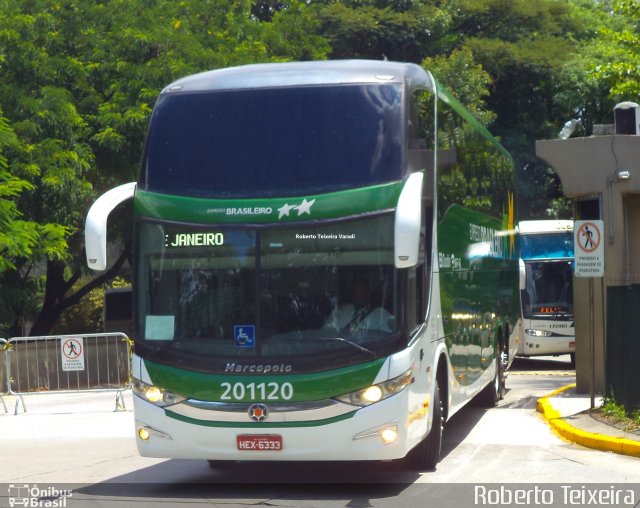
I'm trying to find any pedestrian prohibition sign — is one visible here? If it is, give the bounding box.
[61,337,85,371]
[574,220,604,277]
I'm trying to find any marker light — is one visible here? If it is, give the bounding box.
[380,426,399,444]
[136,424,172,441]
[353,421,399,444]
[132,378,187,407]
[335,369,412,407]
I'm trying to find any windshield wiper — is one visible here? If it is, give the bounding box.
[317,337,375,357]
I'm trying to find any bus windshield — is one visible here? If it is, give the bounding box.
[136,214,400,372]
[521,260,573,319]
[519,232,573,260]
[142,84,404,198]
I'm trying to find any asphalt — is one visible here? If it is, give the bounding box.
[537,383,640,458]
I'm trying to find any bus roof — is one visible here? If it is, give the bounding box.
[161,60,435,95]
[518,220,573,234]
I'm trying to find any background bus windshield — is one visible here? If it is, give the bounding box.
[142,84,403,198]
[519,232,574,318]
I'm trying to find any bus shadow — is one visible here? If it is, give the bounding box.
[511,355,574,371]
[77,459,419,503]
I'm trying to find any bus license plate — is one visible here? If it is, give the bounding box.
[236,434,283,451]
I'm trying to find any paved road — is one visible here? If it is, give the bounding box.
[1,356,639,508]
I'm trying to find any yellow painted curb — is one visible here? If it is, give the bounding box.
[537,383,640,459]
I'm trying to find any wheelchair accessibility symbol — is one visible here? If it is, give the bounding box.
[234,325,256,348]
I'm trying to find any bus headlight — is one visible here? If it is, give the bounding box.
[525,329,552,337]
[132,378,187,407]
[335,369,412,407]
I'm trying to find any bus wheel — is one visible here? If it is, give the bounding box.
[475,350,506,407]
[408,381,443,471]
[207,460,236,470]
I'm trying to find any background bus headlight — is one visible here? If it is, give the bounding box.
[132,378,187,407]
[525,329,552,337]
[335,369,412,407]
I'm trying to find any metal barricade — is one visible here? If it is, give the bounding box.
[5,333,132,414]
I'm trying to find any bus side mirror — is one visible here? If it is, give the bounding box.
[519,258,526,291]
[395,172,423,269]
[85,182,136,271]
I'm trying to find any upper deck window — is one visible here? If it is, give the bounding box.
[142,84,404,198]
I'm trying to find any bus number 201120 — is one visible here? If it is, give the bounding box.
[220,382,294,401]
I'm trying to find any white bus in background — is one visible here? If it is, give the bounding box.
[518,220,575,365]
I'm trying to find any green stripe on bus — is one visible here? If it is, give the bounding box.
[164,409,356,428]
[134,182,403,223]
[144,357,387,402]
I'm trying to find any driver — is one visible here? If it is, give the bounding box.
[324,278,393,334]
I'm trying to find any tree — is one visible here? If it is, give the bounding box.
[311,0,613,217]
[0,108,69,335]
[315,0,451,62]
[0,0,330,336]
[423,0,620,218]
[0,113,42,272]
[590,0,640,101]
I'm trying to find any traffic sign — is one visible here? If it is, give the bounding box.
[61,337,85,371]
[574,220,604,277]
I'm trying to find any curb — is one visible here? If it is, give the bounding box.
[537,383,640,458]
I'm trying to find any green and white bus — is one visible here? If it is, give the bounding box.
[85,60,520,469]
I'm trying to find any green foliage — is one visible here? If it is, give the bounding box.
[590,0,640,101]
[0,0,331,335]
[0,0,636,332]
[456,0,621,218]
[315,0,451,61]
[261,1,330,60]
[0,110,68,275]
[602,396,628,420]
[601,396,640,431]
[311,0,622,218]
[421,48,495,126]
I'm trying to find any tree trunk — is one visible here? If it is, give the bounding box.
[28,246,130,337]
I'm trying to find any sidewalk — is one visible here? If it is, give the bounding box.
[537,384,640,458]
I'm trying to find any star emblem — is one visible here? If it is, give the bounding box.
[294,198,316,216]
[277,203,295,219]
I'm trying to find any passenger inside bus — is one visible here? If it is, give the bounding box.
[323,278,393,334]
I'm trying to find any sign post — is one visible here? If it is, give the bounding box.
[573,220,604,409]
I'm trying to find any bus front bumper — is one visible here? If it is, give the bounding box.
[133,391,422,462]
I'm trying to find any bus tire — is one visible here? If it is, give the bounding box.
[475,350,506,407]
[408,381,443,471]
